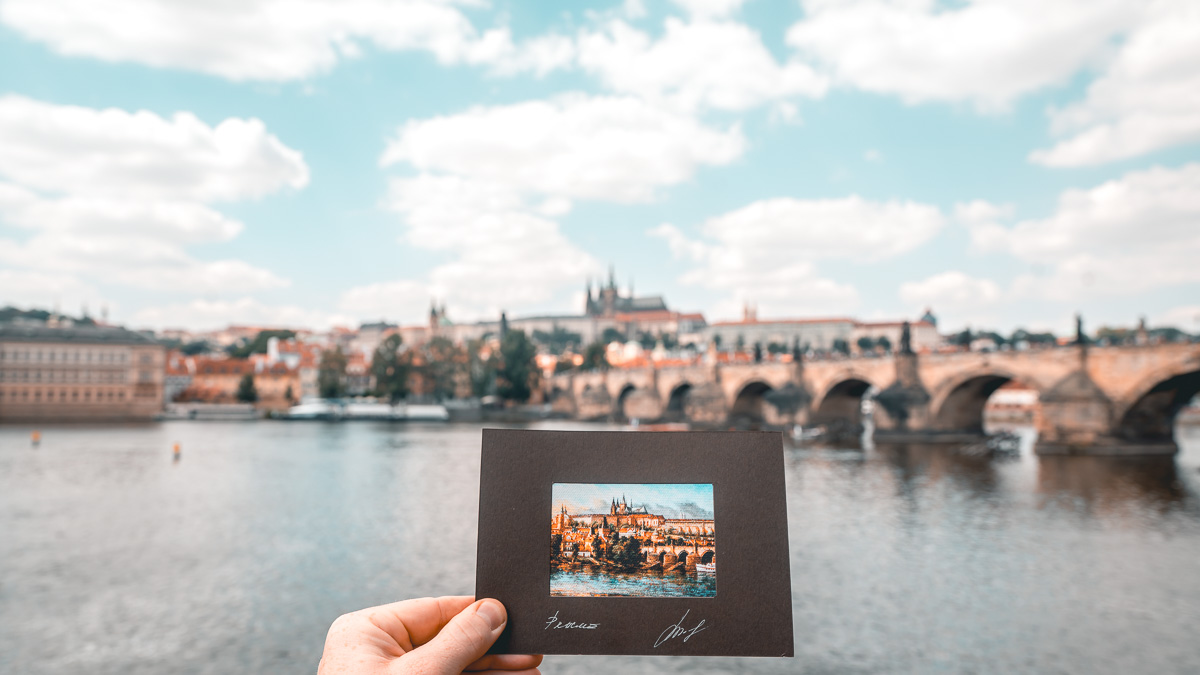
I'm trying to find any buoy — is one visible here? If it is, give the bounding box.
[31,431,41,447]
[172,442,181,461]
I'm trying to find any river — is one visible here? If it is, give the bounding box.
[2,421,1199,674]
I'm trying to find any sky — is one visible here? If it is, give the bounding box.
[553,483,714,519]
[0,0,1198,336]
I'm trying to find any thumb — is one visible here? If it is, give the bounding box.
[400,599,507,674]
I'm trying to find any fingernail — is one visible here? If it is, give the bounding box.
[476,599,506,631]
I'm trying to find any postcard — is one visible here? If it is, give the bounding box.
[475,429,793,657]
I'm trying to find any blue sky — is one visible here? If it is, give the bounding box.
[553,482,714,519]
[0,0,1197,336]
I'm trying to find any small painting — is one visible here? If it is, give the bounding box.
[550,483,716,597]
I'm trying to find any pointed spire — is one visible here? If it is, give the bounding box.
[608,264,616,290]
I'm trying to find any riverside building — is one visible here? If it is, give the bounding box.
[0,323,165,421]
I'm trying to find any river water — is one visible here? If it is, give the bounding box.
[2,421,1200,674]
[550,566,718,598]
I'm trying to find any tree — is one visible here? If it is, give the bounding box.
[766,341,787,355]
[235,373,258,403]
[180,340,210,356]
[876,335,892,353]
[467,339,498,398]
[1011,328,1056,346]
[229,329,295,358]
[832,338,850,355]
[753,342,763,363]
[950,328,973,347]
[856,336,875,353]
[736,334,745,351]
[318,347,348,399]
[421,336,466,400]
[712,334,723,349]
[532,325,582,353]
[581,341,610,371]
[637,331,657,350]
[371,335,409,403]
[550,533,563,560]
[497,329,538,403]
[601,327,626,344]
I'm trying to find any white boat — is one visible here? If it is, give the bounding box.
[286,400,449,421]
[695,561,716,573]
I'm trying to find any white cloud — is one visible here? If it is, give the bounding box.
[381,93,744,203]
[0,269,107,313]
[578,18,827,112]
[786,0,1133,110]
[131,297,351,331]
[0,233,289,293]
[0,96,300,295]
[972,163,1200,298]
[669,0,746,19]
[338,280,434,322]
[0,0,567,81]
[1156,305,1200,332]
[1030,0,1200,166]
[899,271,1002,309]
[953,199,1013,228]
[371,175,601,319]
[0,95,307,200]
[651,196,945,317]
[0,183,243,244]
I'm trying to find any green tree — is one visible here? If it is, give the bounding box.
[950,328,973,347]
[180,340,210,356]
[235,372,258,403]
[230,329,296,358]
[581,341,610,371]
[601,327,626,344]
[532,325,582,353]
[422,336,465,400]
[468,339,498,398]
[318,347,348,399]
[831,338,850,355]
[1011,328,1056,346]
[766,341,787,355]
[497,330,538,403]
[371,335,409,403]
[876,335,892,353]
[638,331,657,349]
[856,336,875,353]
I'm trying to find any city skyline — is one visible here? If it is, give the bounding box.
[0,1,1198,337]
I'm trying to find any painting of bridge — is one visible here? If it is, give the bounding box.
[550,483,716,598]
[547,339,1200,456]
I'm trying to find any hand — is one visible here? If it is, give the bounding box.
[318,596,542,674]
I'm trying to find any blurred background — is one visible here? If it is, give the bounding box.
[1,0,1199,673]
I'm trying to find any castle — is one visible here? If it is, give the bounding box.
[552,496,715,535]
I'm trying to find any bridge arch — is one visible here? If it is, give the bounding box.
[730,380,773,428]
[1114,366,1200,443]
[812,377,875,425]
[930,369,1023,433]
[699,550,715,565]
[664,382,693,422]
[613,384,636,421]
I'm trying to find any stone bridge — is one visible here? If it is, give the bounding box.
[547,342,1200,456]
[642,543,715,571]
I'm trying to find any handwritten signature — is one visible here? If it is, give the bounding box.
[654,609,708,648]
[544,610,600,631]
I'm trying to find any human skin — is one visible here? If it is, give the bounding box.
[318,596,542,674]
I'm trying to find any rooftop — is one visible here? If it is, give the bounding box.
[0,323,158,346]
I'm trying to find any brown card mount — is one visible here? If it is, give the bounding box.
[475,429,793,657]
